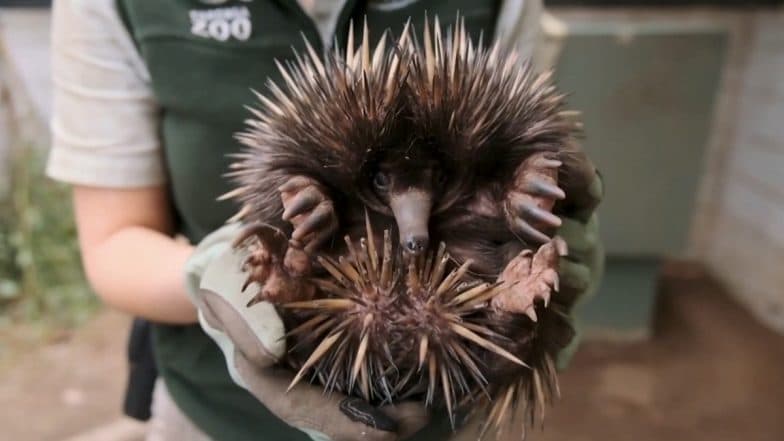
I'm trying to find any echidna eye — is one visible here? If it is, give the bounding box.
[437,172,447,186]
[373,172,390,191]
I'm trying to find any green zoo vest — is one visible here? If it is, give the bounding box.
[117,1,500,439]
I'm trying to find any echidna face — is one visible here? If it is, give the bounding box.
[368,155,447,255]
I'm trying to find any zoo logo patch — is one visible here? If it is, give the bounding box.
[190,2,253,42]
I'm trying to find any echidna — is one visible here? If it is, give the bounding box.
[225,17,583,437]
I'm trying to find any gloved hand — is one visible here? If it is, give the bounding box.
[184,225,430,441]
[552,151,605,367]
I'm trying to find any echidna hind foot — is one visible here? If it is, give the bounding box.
[493,237,568,321]
[233,222,316,305]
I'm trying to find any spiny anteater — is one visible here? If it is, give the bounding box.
[225,17,582,437]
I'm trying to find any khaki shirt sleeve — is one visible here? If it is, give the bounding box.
[47,0,165,188]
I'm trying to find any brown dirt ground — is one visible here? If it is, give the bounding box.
[0,310,133,440]
[1,261,783,441]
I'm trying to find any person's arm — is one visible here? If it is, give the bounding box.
[48,0,196,323]
[73,186,197,323]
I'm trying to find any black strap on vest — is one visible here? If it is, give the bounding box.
[122,318,158,421]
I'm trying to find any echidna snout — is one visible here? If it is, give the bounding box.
[389,189,432,255]
[372,159,442,255]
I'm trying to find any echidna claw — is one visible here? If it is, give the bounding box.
[525,179,566,200]
[233,221,288,255]
[555,237,568,257]
[282,185,324,221]
[246,295,263,307]
[524,306,538,322]
[513,219,550,246]
[241,278,253,293]
[517,203,562,229]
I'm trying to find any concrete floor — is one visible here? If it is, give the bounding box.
[1,262,783,440]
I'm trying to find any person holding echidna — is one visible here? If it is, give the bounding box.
[47,1,603,440]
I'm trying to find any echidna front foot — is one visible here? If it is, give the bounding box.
[234,222,316,306]
[279,175,338,256]
[504,152,566,245]
[492,237,567,321]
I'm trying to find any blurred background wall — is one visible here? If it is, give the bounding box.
[532,5,784,339]
[690,13,784,333]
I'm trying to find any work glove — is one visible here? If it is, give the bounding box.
[184,224,430,441]
[553,150,605,367]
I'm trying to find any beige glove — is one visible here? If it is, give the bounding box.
[185,225,430,441]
